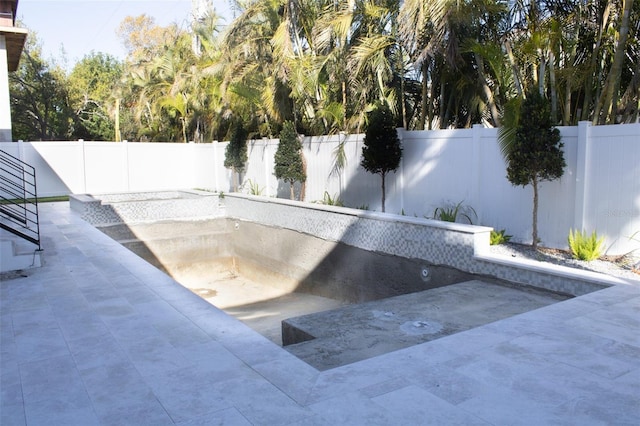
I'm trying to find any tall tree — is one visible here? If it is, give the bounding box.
[506,91,566,250]
[593,0,635,124]
[360,102,402,213]
[221,0,294,136]
[9,34,74,141]
[68,52,123,141]
[121,22,198,141]
[117,14,181,62]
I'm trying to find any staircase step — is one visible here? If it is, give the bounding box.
[0,237,42,273]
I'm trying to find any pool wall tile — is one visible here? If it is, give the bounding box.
[224,194,617,297]
[70,191,225,225]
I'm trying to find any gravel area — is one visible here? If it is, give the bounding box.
[489,242,640,282]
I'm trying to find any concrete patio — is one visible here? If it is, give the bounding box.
[1,201,639,425]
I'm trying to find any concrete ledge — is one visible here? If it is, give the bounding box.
[70,190,224,225]
[474,252,638,290]
[224,194,491,272]
[229,193,493,234]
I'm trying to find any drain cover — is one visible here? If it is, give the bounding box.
[192,288,217,297]
[400,320,443,335]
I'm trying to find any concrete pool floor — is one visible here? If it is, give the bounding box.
[153,262,569,371]
[171,262,349,345]
[1,202,639,425]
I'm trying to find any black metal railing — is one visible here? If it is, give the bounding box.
[0,150,41,250]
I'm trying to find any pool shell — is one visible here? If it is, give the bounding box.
[73,191,623,370]
[97,217,572,370]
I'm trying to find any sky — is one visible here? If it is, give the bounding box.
[17,0,235,68]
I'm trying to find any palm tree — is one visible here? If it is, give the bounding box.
[593,0,636,124]
[114,0,637,141]
[221,0,295,136]
[399,0,509,129]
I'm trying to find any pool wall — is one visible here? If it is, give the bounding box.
[97,219,233,275]
[231,220,478,302]
[97,218,477,303]
[224,194,619,296]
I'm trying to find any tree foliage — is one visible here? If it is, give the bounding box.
[9,35,75,141]
[117,14,180,61]
[274,121,306,200]
[67,52,122,140]
[507,91,565,186]
[506,90,566,249]
[224,120,248,173]
[11,1,640,142]
[360,102,402,212]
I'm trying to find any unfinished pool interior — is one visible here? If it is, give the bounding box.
[74,191,609,371]
[95,219,568,371]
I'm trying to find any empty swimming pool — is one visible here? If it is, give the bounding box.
[96,217,571,370]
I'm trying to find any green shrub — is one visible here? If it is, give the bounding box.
[505,90,566,250]
[243,179,264,196]
[490,229,512,245]
[316,191,343,206]
[431,201,477,224]
[568,229,604,261]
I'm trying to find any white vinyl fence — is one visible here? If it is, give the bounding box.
[1,122,638,255]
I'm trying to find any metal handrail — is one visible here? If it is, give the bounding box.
[0,150,41,250]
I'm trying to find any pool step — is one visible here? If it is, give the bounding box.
[282,280,569,371]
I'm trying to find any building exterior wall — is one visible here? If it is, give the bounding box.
[0,35,11,141]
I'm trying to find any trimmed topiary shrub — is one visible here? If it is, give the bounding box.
[274,120,306,200]
[360,102,402,213]
[224,121,248,191]
[505,90,566,249]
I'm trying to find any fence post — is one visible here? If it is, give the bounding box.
[398,128,405,213]
[213,140,219,193]
[573,121,591,232]
[471,124,483,224]
[122,139,130,192]
[79,139,87,193]
[17,139,24,162]
[262,138,269,197]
